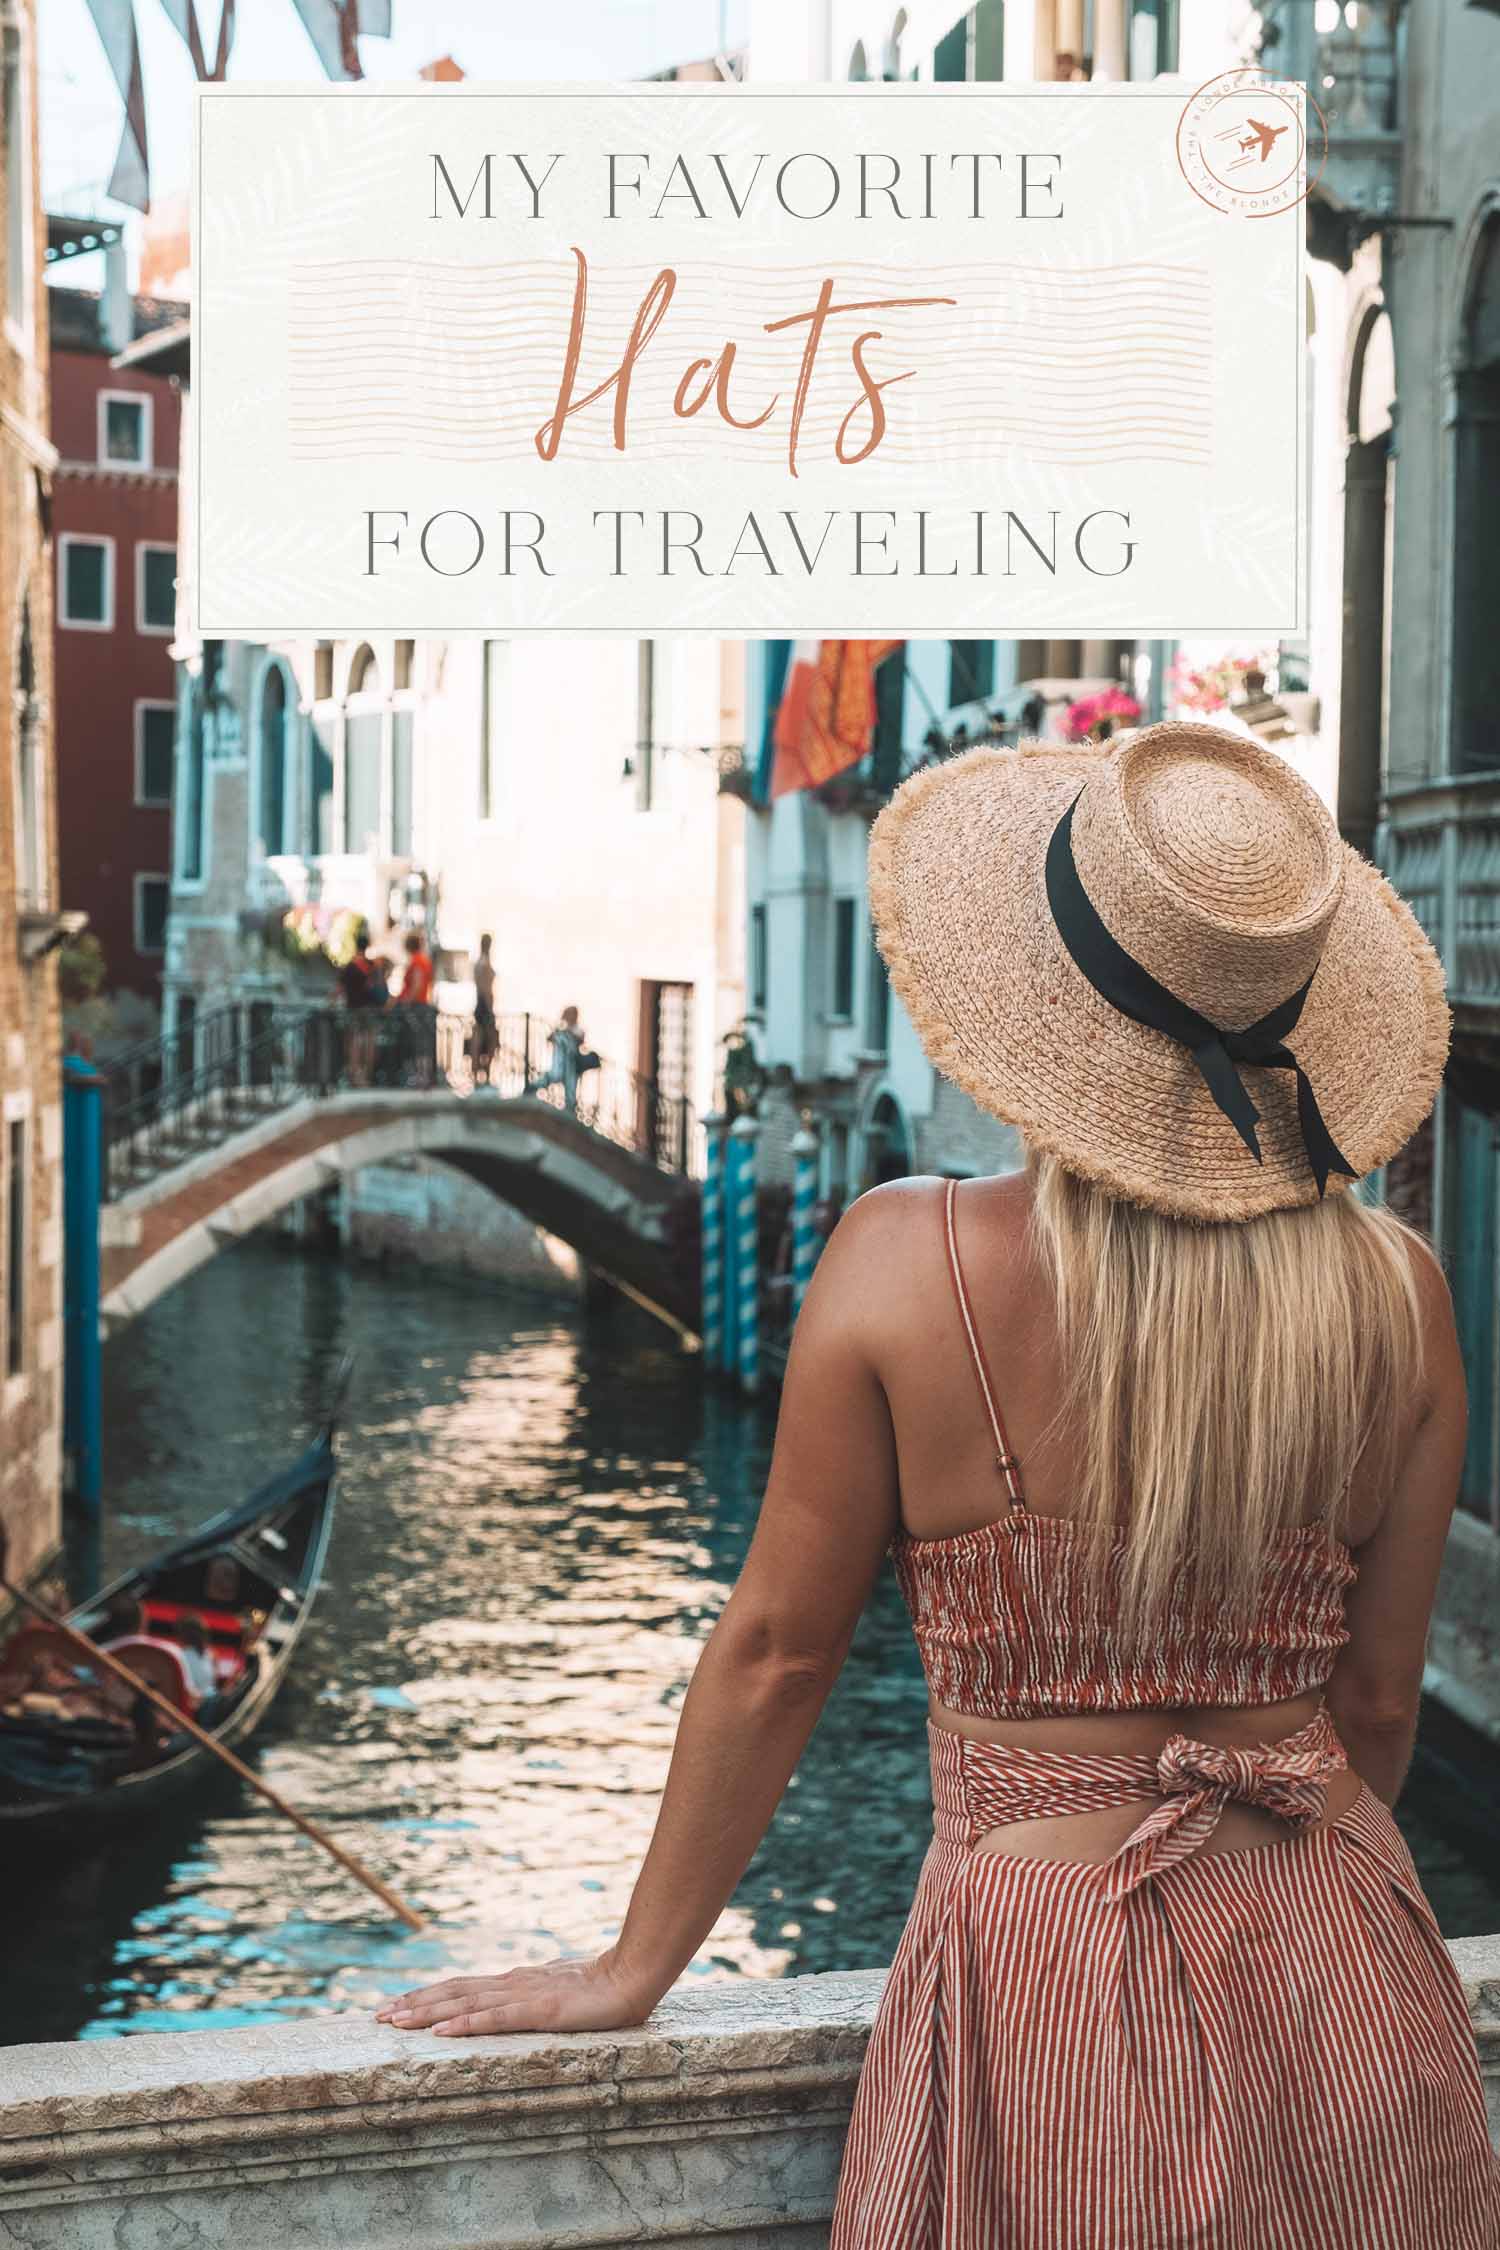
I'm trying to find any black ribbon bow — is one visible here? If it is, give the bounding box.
[1045,797,1357,1196]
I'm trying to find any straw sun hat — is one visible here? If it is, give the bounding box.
[866,722,1449,1222]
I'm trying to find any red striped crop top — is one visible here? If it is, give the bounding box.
[891,1181,1357,1720]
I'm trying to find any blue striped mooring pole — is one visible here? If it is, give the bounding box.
[729,1113,760,1396]
[720,1124,740,1376]
[62,1056,104,1524]
[700,1113,727,1367]
[790,1119,820,1321]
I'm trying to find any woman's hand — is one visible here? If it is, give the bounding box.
[375,1947,659,2039]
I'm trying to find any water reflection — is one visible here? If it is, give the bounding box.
[3,1235,1497,2046]
[1,1240,929,2043]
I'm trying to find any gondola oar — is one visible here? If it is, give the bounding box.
[0,1538,427,1933]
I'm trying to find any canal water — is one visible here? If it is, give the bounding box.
[6,1238,1500,2045]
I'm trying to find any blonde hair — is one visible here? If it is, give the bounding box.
[1026,1152,1426,1638]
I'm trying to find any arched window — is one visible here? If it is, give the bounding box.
[1452,213,1500,773]
[179,641,222,885]
[13,596,43,910]
[345,645,383,853]
[258,663,288,856]
[1337,303,1395,851]
[4,15,32,338]
[308,645,335,855]
[860,1089,914,1192]
[1128,0,1179,81]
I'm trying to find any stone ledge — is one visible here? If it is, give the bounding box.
[0,1954,1495,2249]
[0,1971,882,2148]
[0,1974,881,2250]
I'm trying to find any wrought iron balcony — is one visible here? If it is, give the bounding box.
[1254,0,1403,249]
[1380,773,1500,1015]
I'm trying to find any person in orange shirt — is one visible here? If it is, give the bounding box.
[400,930,433,1005]
[397,930,436,1086]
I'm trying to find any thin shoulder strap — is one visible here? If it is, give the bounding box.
[943,1178,1027,1513]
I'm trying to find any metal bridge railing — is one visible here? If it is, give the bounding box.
[97,1001,702,1203]
[443,1011,701,1178]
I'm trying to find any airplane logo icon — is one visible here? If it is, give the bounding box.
[1182,73,1316,215]
[1238,118,1289,162]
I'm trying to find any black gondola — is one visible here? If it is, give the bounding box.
[0,1379,344,1846]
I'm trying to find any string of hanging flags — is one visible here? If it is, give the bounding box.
[82,0,391,212]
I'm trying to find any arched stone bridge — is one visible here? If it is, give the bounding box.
[99,1089,703,1341]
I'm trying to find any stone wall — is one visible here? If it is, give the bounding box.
[0,0,64,1590]
[339,1158,582,1297]
[1,1955,1496,2247]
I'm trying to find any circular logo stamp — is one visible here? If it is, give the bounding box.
[1175,67,1325,218]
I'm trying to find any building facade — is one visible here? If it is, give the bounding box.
[127,304,746,1148]
[49,253,183,1008]
[735,1,1275,1204]
[154,626,746,1134]
[0,0,64,1589]
[1364,0,1500,1737]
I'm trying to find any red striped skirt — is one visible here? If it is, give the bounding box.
[831,1714,1499,2248]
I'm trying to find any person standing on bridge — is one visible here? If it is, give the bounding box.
[379,729,1498,2248]
[395,929,436,1089]
[339,924,380,1088]
[471,934,498,1089]
[527,1005,586,1114]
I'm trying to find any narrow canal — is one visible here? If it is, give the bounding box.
[6,1237,1500,2045]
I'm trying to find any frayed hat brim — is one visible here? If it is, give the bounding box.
[867,740,1449,1222]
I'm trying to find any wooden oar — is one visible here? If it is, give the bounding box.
[0,1545,426,1933]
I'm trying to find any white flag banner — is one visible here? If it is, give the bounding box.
[84,0,149,209]
[156,0,236,81]
[286,0,361,79]
[193,79,1311,637]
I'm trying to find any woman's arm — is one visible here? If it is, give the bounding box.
[379,1190,903,2037]
[1324,1236,1467,1806]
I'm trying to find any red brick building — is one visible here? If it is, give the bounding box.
[50,271,184,1001]
[2,0,63,1590]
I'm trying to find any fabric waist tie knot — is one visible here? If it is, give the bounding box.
[928,1704,1348,1903]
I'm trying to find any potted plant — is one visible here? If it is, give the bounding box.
[1169,652,1270,717]
[279,903,353,995]
[1061,687,1143,744]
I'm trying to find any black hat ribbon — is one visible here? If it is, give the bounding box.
[1045,796,1357,1197]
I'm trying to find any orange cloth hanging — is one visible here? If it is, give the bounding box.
[771,640,903,798]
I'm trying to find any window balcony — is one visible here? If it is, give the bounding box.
[1380,772,1500,1017]
[1256,0,1403,259]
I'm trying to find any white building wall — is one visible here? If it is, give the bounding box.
[432,637,745,1116]
[164,627,745,1125]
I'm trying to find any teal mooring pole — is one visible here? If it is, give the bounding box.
[700,1112,727,1369]
[720,1123,741,1377]
[63,1056,104,1524]
[790,1120,820,1322]
[730,1113,760,1396]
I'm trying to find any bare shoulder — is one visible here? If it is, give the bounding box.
[1400,1223,1452,1310]
[828,1169,1033,1250]
[814,1170,1033,1343]
[822,1174,950,1264]
[1397,1224,1463,1414]
[809,1175,959,1310]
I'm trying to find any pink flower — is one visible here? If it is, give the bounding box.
[1062,688,1142,742]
